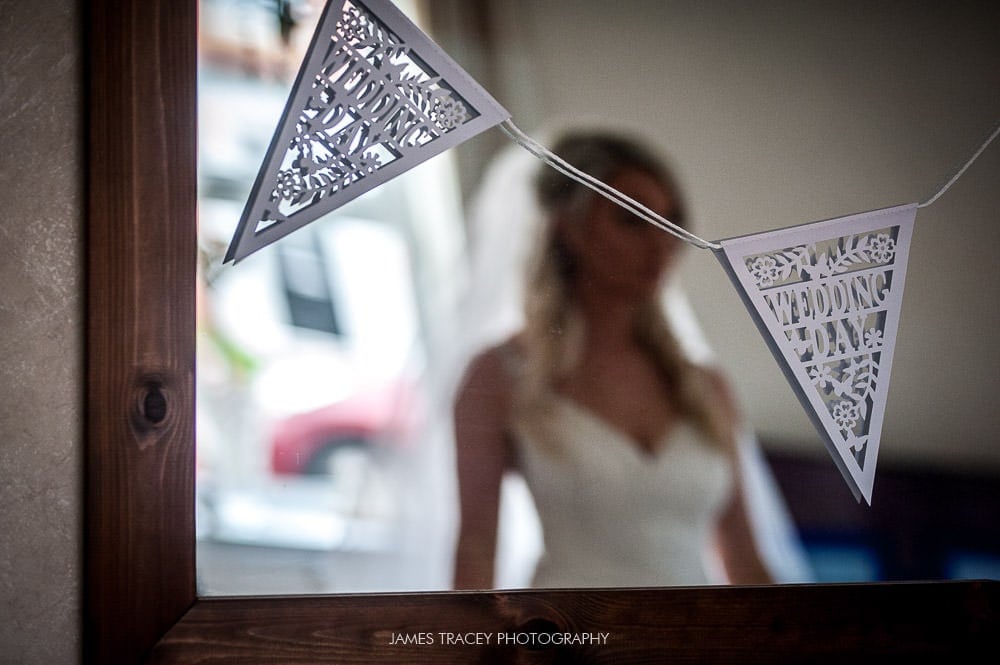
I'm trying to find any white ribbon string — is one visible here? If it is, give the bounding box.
[499,120,722,250]
[501,118,999,248]
[918,121,1000,209]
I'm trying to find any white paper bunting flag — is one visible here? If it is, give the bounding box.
[715,204,916,504]
[225,0,510,263]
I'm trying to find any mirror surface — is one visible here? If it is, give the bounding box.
[197,0,471,593]
[195,0,1000,595]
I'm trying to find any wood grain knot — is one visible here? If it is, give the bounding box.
[143,384,168,424]
[129,374,176,443]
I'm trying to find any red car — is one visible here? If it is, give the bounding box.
[269,378,422,476]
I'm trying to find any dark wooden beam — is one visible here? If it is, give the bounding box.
[85,1,198,663]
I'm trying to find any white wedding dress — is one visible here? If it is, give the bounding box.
[512,396,733,588]
[463,141,814,587]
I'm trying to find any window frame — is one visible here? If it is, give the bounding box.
[83,2,995,663]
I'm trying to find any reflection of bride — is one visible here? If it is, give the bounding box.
[452,129,812,589]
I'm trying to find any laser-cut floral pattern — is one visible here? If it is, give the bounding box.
[744,230,899,289]
[256,0,477,231]
[744,226,903,468]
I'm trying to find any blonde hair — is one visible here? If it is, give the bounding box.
[513,131,730,451]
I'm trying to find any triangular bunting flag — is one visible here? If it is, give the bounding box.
[715,204,916,504]
[225,0,510,263]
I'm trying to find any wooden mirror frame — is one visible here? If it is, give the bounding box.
[84,2,995,663]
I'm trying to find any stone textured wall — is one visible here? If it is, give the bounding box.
[0,0,82,662]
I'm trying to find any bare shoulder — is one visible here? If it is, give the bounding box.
[455,335,521,409]
[693,363,743,426]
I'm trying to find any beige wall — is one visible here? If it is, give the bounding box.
[449,0,1000,471]
[0,0,82,662]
